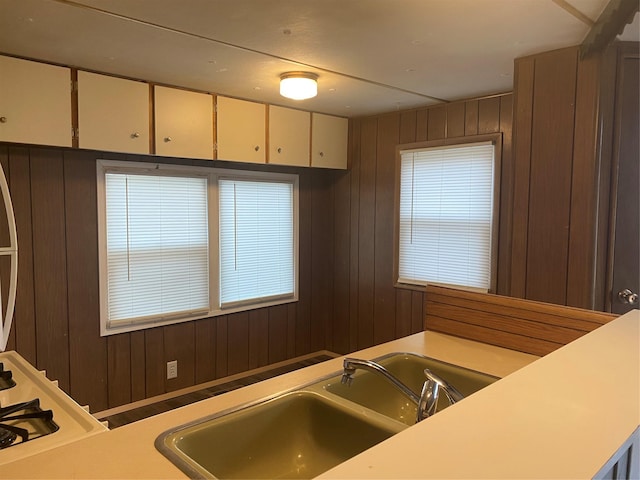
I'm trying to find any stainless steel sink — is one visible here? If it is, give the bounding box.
[322,352,498,426]
[155,390,403,479]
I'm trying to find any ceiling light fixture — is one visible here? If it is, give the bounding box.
[279,72,318,100]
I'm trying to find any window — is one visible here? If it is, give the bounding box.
[396,139,499,292]
[97,160,298,335]
[218,178,295,308]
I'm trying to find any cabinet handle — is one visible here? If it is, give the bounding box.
[0,117,7,124]
[164,137,172,143]
[254,145,260,152]
[319,151,324,157]
[131,132,140,139]
[277,147,282,154]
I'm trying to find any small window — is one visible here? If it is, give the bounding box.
[218,177,296,308]
[396,139,499,292]
[103,171,210,327]
[97,160,298,335]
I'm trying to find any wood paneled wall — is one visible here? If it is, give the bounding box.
[327,94,514,355]
[1,46,618,411]
[510,46,613,310]
[1,145,335,412]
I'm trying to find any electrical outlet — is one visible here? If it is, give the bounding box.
[167,360,178,379]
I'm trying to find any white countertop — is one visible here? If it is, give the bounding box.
[2,309,638,479]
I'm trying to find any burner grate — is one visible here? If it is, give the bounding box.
[0,399,59,449]
[0,362,17,391]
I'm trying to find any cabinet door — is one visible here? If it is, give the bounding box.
[268,105,310,167]
[154,86,213,160]
[217,96,266,163]
[311,113,348,169]
[0,56,71,147]
[78,71,150,154]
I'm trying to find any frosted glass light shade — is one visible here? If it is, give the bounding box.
[280,72,318,100]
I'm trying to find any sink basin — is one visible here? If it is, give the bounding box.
[155,390,402,479]
[322,353,498,426]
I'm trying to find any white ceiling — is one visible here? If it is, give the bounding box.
[0,0,636,117]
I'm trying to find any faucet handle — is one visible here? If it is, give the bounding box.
[423,369,465,404]
[417,379,440,421]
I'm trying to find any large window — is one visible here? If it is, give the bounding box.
[97,160,298,335]
[396,138,499,292]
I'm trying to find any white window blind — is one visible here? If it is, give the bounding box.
[104,172,210,326]
[398,141,495,290]
[219,178,295,307]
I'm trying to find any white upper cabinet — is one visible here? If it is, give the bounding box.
[0,56,72,147]
[268,105,310,167]
[311,113,348,169]
[78,71,150,154]
[216,96,266,164]
[154,86,213,160]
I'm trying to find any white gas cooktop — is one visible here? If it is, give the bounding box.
[0,351,107,465]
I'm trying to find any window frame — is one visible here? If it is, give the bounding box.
[393,133,502,293]
[97,159,299,336]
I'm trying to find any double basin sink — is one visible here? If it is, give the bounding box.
[155,353,498,479]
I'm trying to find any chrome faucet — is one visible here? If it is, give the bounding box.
[341,358,465,423]
[417,368,465,422]
[341,358,420,404]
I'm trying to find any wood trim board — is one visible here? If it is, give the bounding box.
[424,285,616,356]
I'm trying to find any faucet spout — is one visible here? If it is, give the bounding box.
[341,358,421,404]
[341,358,467,423]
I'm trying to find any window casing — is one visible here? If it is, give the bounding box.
[97,160,299,336]
[395,136,501,292]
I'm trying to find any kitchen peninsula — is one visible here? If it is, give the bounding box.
[2,309,638,479]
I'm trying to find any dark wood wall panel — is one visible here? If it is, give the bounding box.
[465,100,479,135]
[2,142,340,410]
[194,318,216,384]
[30,149,70,391]
[330,167,351,354]
[566,54,602,309]
[129,331,146,402]
[164,322,196,391]
[310,170,334,352]
[214,316,228,378]
[295,173,312,356]
[268,306,288,364]
[356,117,378,349]
[144,328,165,398]
[510,57,535,299]
[107,334,131,407]
[497,96,514,295]
[329,94,514,354]
[226,312,249,375]
[446,103,465,138]
[348,120,362,353]
[526,48,577,305]
[64,150,109,411]
[373,113,399,344]
[510,45,613,309]
[248,309,269,369]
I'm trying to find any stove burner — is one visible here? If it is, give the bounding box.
[0,363,17,391]
[0,399,59,449]
[0,428,16,448]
